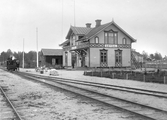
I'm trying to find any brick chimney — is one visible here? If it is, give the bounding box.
[86,23,91,28]
[95,19,101,27]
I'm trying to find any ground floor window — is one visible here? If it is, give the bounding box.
[100,49,108,67]
[115,49,122,67]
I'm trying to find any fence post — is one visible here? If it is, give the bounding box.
[84,70,86,75]
[100,68,103,77]
[112,73,115,79]
[143,75,146,82]
[164,76,166,84]
[126,74,128,80]
[109,67,111,75]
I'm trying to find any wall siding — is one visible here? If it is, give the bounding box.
[90,24,132,45]
[89,48,131,67]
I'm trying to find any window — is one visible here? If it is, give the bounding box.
[115,49,122,67]
[122,38,127,44]
[100,49,108,67]
[104,31,118,44]
[72,35,75,46]
[100,49,107,63]
[94,36,99,43]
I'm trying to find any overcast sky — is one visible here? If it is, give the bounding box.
[0,0,167,56]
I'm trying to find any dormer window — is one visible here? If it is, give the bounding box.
[94,36,99,43]
[122,38,127,44]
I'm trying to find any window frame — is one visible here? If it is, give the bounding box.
[100,49,108,65]
[115,49,122,67]
[122,38,127,44]
[94,36,99,43]
[104,31,118,44]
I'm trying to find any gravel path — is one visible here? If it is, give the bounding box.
[0,69,142,120]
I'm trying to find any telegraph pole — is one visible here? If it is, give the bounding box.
[22,38,24,68]
[36,27,39,68]
[74,0,76,26]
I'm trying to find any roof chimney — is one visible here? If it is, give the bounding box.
[86,23,91,28]
[95,19,101,27]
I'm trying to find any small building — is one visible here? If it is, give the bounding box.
[131,49,143,69]
[40,49,63,68]
[60,19,136,68]
[132,50,143,63]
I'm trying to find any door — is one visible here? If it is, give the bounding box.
[65,52,68,66]
[52,58,55,65]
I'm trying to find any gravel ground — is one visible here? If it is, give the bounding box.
[0,69,145,120]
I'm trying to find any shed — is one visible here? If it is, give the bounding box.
[40,49,63,68]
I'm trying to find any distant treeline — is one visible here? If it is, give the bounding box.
[142,51,166,61]
[0,49,41,68]
[0,49,166,68]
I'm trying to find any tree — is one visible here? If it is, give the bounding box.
[142,51,148,61]
[149,54,154,60]
[154,52,162,60]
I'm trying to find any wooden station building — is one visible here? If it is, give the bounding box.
[60,19,136,68]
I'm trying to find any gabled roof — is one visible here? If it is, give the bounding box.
[41,49,63,56]
[66,26,92,39]
[84,21,136,42]
[60,20,137,46]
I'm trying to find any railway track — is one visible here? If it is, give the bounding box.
[0,86,23,120]
[17,72,167,120]
[24,72,167,99]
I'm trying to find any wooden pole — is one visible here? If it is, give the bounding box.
[22,38,24,68]
[36,28,39,68]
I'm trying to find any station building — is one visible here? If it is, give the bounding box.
[60,19,136,68]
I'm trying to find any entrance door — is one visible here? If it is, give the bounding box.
[65,52,68,66]
[100,49,108,67]
[115,49,122,67]
[71,52,76,68]
[52,58,55,65]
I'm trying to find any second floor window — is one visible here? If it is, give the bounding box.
[94,36,99,43]
[72,35,75,46]
[122,38,127,44]
[104,32,118,44]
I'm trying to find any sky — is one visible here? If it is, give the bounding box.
[0,0,167,57]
